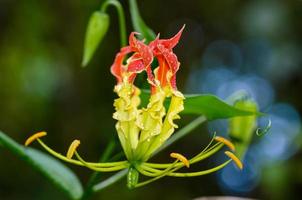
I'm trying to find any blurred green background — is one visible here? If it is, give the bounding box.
[0,0,302,199]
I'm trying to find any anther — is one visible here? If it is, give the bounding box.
[170,152,190,168]
[25,131,47,146]
[215,136,235,151]
[224,151,243,170]
[66,140,81,159]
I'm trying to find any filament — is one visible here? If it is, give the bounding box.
[36,139,128,167]
[74,151,128,172]
[167,160,232,177]
[138,159,232,177]
[144,143,223,169]
[143,132,219,169]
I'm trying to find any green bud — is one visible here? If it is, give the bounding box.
[229,99,258,158]
[82,11,109,67]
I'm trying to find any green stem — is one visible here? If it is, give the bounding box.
[92,169,128,192]
[101,0,127,47]
[81,140,116,200]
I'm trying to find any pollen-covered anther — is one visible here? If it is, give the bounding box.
[66,140,81,159]
[170,152,190,168]
[214,136,235,151]
[25,131,47,146]
[224,151,243,170]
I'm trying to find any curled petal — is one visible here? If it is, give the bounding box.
[154,57,169,88]
[110,46,132,83]
[129,32,153,67]
[127,59,145,73]
[156,45,180,90]
[158,25,185,49]
[157,44,180,74]
[146,66,156,87]
[170,74,177,91]
[129,32,140,48]
[149,33,160,51]
[149,26,184,91]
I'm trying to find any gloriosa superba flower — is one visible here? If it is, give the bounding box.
[25,26,243,189]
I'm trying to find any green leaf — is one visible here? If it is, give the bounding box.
[128,0,156,42]
[0,131,83,200]
[182,94,262,120]
[82,11,110,67]
[140,91,262,120]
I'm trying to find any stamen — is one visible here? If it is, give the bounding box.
[35,138,128,168]
[167,160,232,177]
[74,151,128,172]
[25,131,47,146]
[143,142,223,169]
[139,159,233,178]
[170,152,189,168]
[66,140,81,159]
[214,136,235,151]
[134,160,179,188]
[224,151,243,170]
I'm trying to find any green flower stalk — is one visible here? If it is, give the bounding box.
[25,27,243,189]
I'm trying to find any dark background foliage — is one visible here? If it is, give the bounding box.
[0,0,301,199]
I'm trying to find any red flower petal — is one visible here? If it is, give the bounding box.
[157,44,180,74]
[156,56,169,87]
[149,26,185,90]
[158,25,185,49]
[111,27,184,91]
[149,34,160,51]
[129,32,140,49]
[129,32,153,67]
[110,46,132,83]
[127,58,145,73]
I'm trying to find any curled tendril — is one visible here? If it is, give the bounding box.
[256,118,272,136]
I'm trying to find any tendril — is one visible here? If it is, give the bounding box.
[256,118,272,136]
